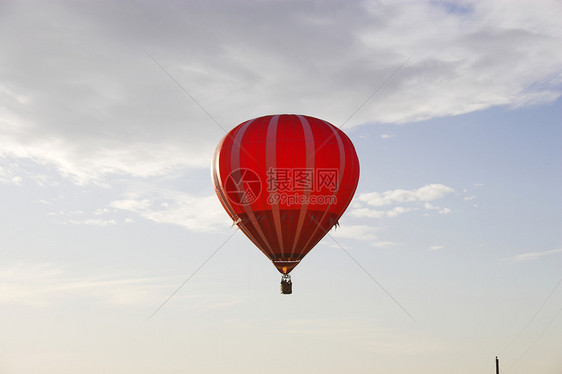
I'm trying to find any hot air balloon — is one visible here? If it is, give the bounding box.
[212,114,360,294]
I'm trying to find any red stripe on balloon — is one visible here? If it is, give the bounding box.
[231,120,275,259]
[290,115,315,258]
[266,115,284,255]
[301,120,346,250]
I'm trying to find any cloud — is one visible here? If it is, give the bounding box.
[37,176,230,232]
[0,0,561,184]
[505,248,562,262]
[47,207,119,226]
[0,263,168,307]
[350,206,414,218]
[357,184,455,207]
[351,184,456,219]
[111,199,153,212]
[0,164,22,185]
[330,224,378,241]
[373,241,402,248]
[66,218,117,227]
[423,203,452,215]
[357,184,455,206]
[438,207,451,214]
[109,186,230,233]
[329,225,402,248]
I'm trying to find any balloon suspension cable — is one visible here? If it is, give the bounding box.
[146,227,239,321]
[280,274,292,295]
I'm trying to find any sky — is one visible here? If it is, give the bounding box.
[0,0,561,373]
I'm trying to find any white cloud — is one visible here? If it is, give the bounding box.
[373,241,401,248]
[111,199,153,212]
[0,164,22,185]
[505,248,562,262]
[329,225,402,249]
[47,209,121,227]
[349,208,388,218]
[48,209,84,217]
[330,224,378,241]
[352,184,456,219]
[36,179,230,232]
[424,202,438,210]
[110,189,230,233]
[387,206,415,217]
[357,184,455,207]
[0,263,167,307]
[349,208,386,218]
[438,207,451,215]
[66,218,117,227]
[415,184,456,201]
[349,206,414,218]
[423,203,452,214]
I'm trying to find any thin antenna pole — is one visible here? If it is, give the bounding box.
[496,356,499,374]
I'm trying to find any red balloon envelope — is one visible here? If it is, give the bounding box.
[212,114,360,292]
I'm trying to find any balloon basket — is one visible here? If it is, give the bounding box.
[280,274,292,295]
